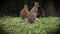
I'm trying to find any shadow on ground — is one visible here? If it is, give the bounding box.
[0,24,10,34]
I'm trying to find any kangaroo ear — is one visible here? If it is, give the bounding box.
[24,4,27,7]
[34,2,39,5]
[24,4,28,8]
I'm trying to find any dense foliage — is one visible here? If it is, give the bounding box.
[0,17,60,34]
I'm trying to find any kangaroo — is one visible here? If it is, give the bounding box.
[28,2,39,24]
[20,4,29,20]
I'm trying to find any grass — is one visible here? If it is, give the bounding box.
[0,16,60,34]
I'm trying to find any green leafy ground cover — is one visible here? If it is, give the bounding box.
[0,16,60,34]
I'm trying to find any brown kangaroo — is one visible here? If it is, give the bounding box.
[20,4,29,20]
[28,2,39,24]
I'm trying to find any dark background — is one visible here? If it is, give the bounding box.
[0,0,60,17]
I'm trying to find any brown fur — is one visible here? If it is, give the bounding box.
[28,2,39,24]
[20,4,29,20]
